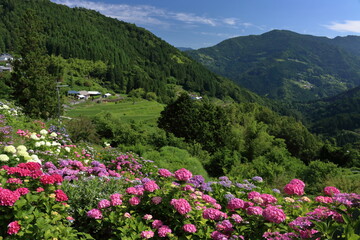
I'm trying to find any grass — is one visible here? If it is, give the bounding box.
[65,99,165,125]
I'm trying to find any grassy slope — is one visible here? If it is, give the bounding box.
[65,100,164,125]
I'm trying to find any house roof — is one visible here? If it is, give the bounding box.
[0,54,14,61]
[68,90,79,94]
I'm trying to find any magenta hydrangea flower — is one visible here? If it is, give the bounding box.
[260,193,277,205]
[140,230,154,239]
[203,208,227,220]
[262,206,286,224]
[170,198,192,215]
[98,199,111,209]
[248,191,261,200]
[129,196,141,206]
[202,194,217,204]
[158,169,172,177]
[0,189,20,206]
[87,209,103,219]
[152,219,163,229]
[144,180,160,192]
[151,196,162,205]
[324,186,340,196]
[246,206,263,215]
[289,179,305,188]
[283,184,304,196]
[54,189,68,202]
[7,221,21,235]
[158,225,172,237]
[231,214,243,223]
[174,168,192,181]
[227,198,245,210]
[15,187,29,196]
[183,224,197,233]
[110,193,123,206]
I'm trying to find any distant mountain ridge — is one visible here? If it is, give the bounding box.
[0,0,262,104]
[186,30,360,102]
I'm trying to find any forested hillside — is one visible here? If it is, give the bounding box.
[297,86,360,146]
[186,30,360,102]
[0,0,261,104]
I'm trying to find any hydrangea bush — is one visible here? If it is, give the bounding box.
[0,102,359,239]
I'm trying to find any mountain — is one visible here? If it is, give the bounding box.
[297,86,360,146]
[0,0,262,104]
[186,30,360,102]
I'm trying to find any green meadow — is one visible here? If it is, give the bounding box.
[65,100,165,125]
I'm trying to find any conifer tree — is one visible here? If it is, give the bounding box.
[11,9,58,119]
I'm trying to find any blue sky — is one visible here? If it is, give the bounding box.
[51,0,360,49]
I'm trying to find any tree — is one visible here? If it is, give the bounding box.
[11,9,58,119]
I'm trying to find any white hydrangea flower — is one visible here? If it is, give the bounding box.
[30,133,40,140]
[35,142,41,147]
[4,145,16,154]
[40,129,48,135]
[16,145,27,152]
[40,135,45,139]
[0,154,9,161]
[17,150,30,158]
[50,132,57,137]
[64,147,71,152]
[28,154,41,163]
[45,141,51,147]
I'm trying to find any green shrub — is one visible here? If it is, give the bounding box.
[143,146,209,179]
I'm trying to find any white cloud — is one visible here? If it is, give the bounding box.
[52,0,251,29]
[325,20,360,33]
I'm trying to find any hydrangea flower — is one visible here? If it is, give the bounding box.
[7,221,21,235]
[170,198,192,215]
[174,168,192,181]
[87,209,102,219]
[183,224,197,233]
[141,230,154,239]
[262,206,286,224]
[323,186,340,196]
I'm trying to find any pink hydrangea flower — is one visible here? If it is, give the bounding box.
[202,194,217,204]
[129,196,141,206]
[289,179,305,188]
[227,198,245,210]
[7,221,21,235]
[151,196,162,205]
[87,209,102,219]
[0,189,20,206]
[170,198,192,215]
[144,181,160,192]
[262,206,286,224]
[158,169,172,177]
[284,184,304,196]
[324,186,340,196]
[174,168,192,181]
[143,214,153,220]
[260,194,277,205]
[246,206,263,215]
[110,193,123,206]
[158,225,172,237]
[203,208,227,220]
[152,219,163,229]
[141,230,154,239]
[231,214,243,223]
[6,178,23,184]
[248,191,261,200]
[98,199,111,209]
[54,189,68,202]
[183,224,197,233]
[36,187,44,192]
[15,187,29,196]
[315,196,333,204]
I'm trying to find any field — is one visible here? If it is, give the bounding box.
[65,99,165,125]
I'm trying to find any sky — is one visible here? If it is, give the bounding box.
[51,0,360,49]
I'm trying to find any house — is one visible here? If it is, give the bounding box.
[87,91,101,96]
[103,93,112,98]
[0,66,12,72]
[0,54,14,62]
